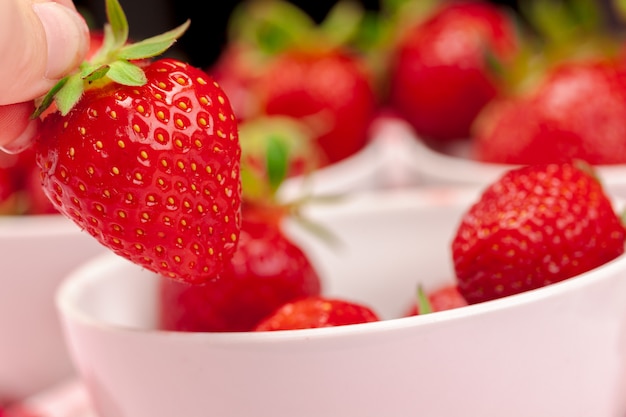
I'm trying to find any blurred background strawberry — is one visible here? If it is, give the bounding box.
[23,0,626,213]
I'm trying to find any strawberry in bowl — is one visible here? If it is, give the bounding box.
[385,0,520,143]
[207,0,395,200]
[55,160,626,417]
[384,1,626,195]
[473,58,626,165]
[391,55,626,195]
[159,212,323,332]
[451,162,626,303]
[211,0,378,166]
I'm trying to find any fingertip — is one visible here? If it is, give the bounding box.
[0,103,39,154]
[33,1,90,80]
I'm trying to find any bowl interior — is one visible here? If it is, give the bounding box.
[55,187,626,417]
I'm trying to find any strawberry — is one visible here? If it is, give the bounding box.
[405,284,468,316]
[254,296,380,331]
[159,212,322,332]
[158,92,329,331]
[256,49,377,165]
[33,0,242,283]
[208,43,265,122]
[238,115,323,199]
[386,0,519,142]
[472,58,626,165]
[452,163,626,304]
[22,158,58,215]
[212,0,377,165]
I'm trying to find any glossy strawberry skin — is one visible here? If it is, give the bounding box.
[473,60,626,165]
[452,163,626,304]
[159,217,322,332]
[389,1,518,142]
[35,58,242,284]
[254,296,380,331]
[257,50,377,164]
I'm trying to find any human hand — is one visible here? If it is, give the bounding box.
[0,0,89,153]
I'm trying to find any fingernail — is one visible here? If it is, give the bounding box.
[33,2,89,80]
[0,119,39,154]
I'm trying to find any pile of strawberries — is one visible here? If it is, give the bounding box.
[10,0,626,331]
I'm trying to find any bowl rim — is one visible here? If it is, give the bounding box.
[56,250,626,343]
[55,186,626,344]
[276,126,391,201]
[387,117,626,185]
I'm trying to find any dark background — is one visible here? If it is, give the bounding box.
[74,0,520,69]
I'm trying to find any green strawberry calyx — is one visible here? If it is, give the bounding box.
[227,0,365,57]
[239,115,322,203]
[416,285,433,315]
[32,0,189,118]
[238,115,343,249]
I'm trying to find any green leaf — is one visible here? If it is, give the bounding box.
[484,48,504,79]
[106,60,147,86]
[31,77,69,118]
[105,0,129,49]
[417,285,432,315]
[265,135,289,192]
[567,0,602,33]
[88,23,115,65]
[319,0,364,48]
[117,19,191,60]
[521,0,579,46]
[81,64,110,82]
[56,74,85,116]
[614,0,626,21]
[228,0,315,54]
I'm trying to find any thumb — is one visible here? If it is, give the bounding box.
[0,0,89,105]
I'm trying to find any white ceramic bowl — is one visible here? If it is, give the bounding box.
[383,118,626,196]
[0,214,106,403]
[56,187,626,417]
[276,117,417,202]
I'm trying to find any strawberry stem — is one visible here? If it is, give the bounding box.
[265,135,289,193]
[417,285,432,315]
[105,0,129,50]
[31,0,190,118]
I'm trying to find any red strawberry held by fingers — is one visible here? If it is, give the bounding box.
[34,0,241,283]
[387,0,519,142]
[452,163,626,304]
[254,296,380,331]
